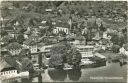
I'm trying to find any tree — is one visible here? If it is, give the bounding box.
[1,2,11,21]
[99,22,106,32]
[49,42,82,69]
[112,44,120,53]
[38,28,47,37]
[21,58,34,71]
[1,30,8,37]
[45,19,54,35]
[110,33,119,45]
[49,42,71,69]
[17,34,25,44]
[48,53,64,69]
[66,48,82,68]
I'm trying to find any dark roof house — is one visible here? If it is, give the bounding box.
[23,39,37,46]
[7,42,22,50]
[0,57,17,72]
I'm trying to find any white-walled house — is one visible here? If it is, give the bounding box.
[24,27,31,39]
[39,45,53,53]
[53,27,69,34]
[119,45,128,56]
[102,31,111,40]
[7,42,22,56]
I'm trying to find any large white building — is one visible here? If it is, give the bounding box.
[53,27,69,34]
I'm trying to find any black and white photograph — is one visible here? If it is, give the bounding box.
[0,0,128,83]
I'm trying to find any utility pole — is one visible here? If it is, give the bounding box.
[126,25,128,43]
[126,20,128,44]
[38,52,42,69]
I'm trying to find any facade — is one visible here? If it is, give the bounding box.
[7,42,22,56]
[76,45,94,58]
[23,40,38,54]
[39,45,53,53]
[0,69,18,77]
[70,36,86,45]
[0,58,18,80]
[53,27,69,34]
[24,27,31,39]
[31,53,39,64]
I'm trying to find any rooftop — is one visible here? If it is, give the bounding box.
[0,57,12,72]
[23,39,37,46]
[7,42,22,50]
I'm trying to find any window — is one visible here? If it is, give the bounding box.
[1,73,3,75]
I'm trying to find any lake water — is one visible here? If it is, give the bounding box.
[1,62,127,83]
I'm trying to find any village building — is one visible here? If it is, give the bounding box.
[119,44,128,56]
[1,35,13,51]
[23,39,38,54]
[53,22,70,34]
[30,31,39,42]
[3,26,18,38]
[76,45,94,60]
[70,36,86,46]
[24,27,31,39]
[0,57,18,80]
[7,42,22,56]
[53,27,69,34]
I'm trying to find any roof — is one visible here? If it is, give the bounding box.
[55,22,69,28]
[24,27,31,35]
[3,26,14,31]
[7,42,22,50]
[1,51,12,57]
[23,39,37,46]
[19,49,30,56]
[75,36,85,40]
[1,35,13,43]
[4,56,20,71]
[76,45,94,49]
[123,43,128,51]
[94,53,106,59]
[0,57,12,72]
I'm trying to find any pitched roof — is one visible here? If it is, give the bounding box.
[0,57,11,72]
[1,35,13,43]
[1,51,12,57]
[19,49,30,56]
[55,22,69,28]
[23,39,36,46]
[75,36,85,40]
[123,43,128,51]
[4,56,20,71]
[7,42,22,50]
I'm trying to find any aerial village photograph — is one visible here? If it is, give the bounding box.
[0,0,128,83]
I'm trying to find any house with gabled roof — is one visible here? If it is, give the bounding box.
[69,35,86,46]
[23,39,37,54]
[7,42,22,56]
[53,22,70,34]
[0,57,18,80]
